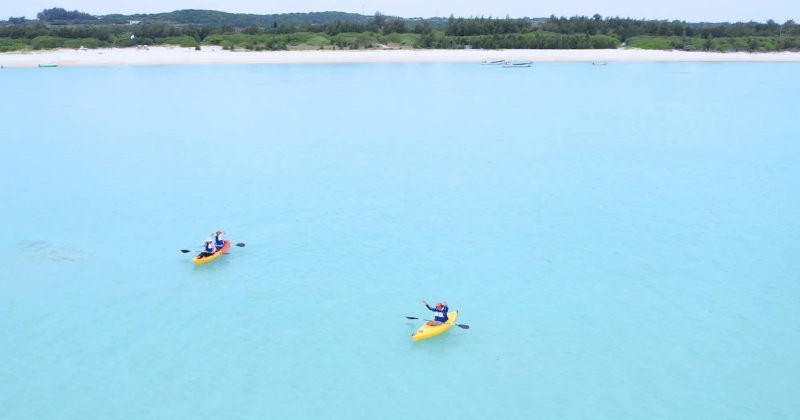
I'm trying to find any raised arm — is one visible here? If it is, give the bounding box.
[422,300,434,311]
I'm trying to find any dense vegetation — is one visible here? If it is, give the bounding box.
[36,7,98,23]
[440,15,800,51]
[2,9,799,53]
[539,15,799,38]
[99,9,369,27]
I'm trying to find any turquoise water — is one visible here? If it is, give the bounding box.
[1,62,799,419]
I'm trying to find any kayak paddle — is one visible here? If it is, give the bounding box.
[405,316,470,329]
[182,243,244,253]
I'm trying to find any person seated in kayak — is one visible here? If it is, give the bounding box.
[422,300,448,325]
[213,230,226,248]
[198,238,217,258]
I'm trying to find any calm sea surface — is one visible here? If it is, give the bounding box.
[1,62,799,419]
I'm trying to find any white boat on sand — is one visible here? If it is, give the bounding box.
[480,59,505,65]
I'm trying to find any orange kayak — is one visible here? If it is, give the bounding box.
[193,240,230,265]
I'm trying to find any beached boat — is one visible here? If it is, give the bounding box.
[480,59,505,65]
[502,61,532,68]
[592,61,608,66]
[38,63,57,68]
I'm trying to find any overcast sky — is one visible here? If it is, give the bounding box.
[4,0,797,23]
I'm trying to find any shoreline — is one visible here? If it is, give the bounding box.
[2,46,800,67]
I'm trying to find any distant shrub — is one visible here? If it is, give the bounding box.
[625,36,672,50]
[62,38,100,49]
[31,36,64,49]
[162,35,199,48]
[202,34,226,45]
[278,31,322,45]
[379,33,420,46]
[0,37,28,52]
[112,34,136,48]
[268,40,287,50]
[306,36,330,47]
[331,32,378,49]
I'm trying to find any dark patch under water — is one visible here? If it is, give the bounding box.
[17,240,86,262]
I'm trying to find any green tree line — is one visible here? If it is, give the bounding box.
[539,15,798,39]
[37,7,98,23]
[2,8,799,53]
[445,15,799,40]
[99,9,370,27]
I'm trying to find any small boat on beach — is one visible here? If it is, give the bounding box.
[592,61,608,66]
[480,59,505,65]
[38,63,57,68]
[502,61,532,68]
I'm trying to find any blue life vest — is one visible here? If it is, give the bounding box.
[214,234,225,247]
[205,243,216,253]
[433,307,448,322]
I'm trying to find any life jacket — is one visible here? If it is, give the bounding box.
[205,242,216,253]
[433,307,448,322]
[214,233,225,247]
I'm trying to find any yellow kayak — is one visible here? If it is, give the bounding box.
[412,310,458,342]
[193,240,230,265]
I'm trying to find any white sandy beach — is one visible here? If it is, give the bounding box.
[2,45,799,67]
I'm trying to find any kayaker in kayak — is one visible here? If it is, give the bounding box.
[213,230,226,248]
[198,238,217,259]
[422,300,448,325]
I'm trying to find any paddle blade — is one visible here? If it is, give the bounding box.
[457,324,470,329]
[181,250,192,253]
[405,316,419,320]
[235,243,245,247]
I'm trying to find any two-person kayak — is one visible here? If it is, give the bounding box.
[193,240,230,265]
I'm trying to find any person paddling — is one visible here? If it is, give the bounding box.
[198,238,217,259]
[422,300,448,325]
[213,230,226,248]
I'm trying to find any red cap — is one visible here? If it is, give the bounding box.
[436,302,443,307]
